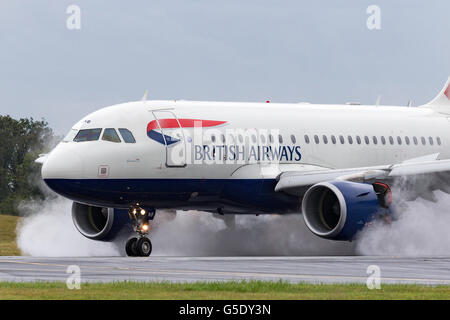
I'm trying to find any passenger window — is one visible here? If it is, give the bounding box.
[339,135,345,144]
[221,134,226,143]
[429,136,434,145]
[304,135,310,144]
[348,135,353,144]
[421,137,426,145]
[364,136,370,145]
[356,136,361,144]
[331,135,337,144]
[314,135,320,144]
[119,129,136,143]
[397,136,402,145]
[102,128,121,143]
[269,134,274,143]
[437,137,442,146]
[389,136,394,145]
[211,135,216,143]
[278,135,283,144]
[251,135,257,143]
[381,136,386,145]
[372,136,378,145]
[291,135,296,144]
[322,135,328,144]
[260,135,266,144]
[413,136,418,145]
[73,128,102,142]
[405,136,410,145]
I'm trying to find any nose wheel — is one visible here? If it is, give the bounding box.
[125,205,155,257]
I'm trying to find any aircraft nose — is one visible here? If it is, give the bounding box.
[41,147,84,180]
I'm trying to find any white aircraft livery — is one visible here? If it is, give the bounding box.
[38,77,450,256]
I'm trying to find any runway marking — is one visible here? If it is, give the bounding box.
[1,259,450,284]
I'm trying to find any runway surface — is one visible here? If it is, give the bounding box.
[1,256,450,285]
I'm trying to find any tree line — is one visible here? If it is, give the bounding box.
[0,115,56,215]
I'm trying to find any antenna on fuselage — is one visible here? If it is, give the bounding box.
[407,100,413,107]
[375,95,381,107]
[142,90,148,102]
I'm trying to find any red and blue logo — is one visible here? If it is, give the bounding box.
[147,119,227,145]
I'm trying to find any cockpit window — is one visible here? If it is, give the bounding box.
[118,128,136,143]
[73,128,102,142]
[102,128,121,143]
[63,129,78,142]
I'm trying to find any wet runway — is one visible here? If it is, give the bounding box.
[0,256,450,285]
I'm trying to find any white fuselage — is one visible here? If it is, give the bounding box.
[41,100,449,213]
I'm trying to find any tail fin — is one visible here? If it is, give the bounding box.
[423,77,450,113]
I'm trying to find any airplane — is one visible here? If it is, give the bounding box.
[37,77,450,256]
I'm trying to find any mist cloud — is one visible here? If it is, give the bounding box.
[356,190,450,256]
[16,196,354,257]
[16,190,450,257]
[16,197,120,257]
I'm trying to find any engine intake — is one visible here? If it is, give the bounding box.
[302,181,389,241]
[72,202,129,240]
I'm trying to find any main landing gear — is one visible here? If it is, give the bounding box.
[125,205,155,257]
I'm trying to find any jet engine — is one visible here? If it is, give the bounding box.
[72,202,130,241]
[301,180,391,241]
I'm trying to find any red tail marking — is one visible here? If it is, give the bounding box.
[445,84,450,100]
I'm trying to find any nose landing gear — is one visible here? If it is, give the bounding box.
[125,205,155,257]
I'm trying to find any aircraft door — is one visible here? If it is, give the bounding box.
[151,110,186,167]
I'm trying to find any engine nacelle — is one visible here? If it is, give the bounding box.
[302,180,390,241]
[72,202,130,241]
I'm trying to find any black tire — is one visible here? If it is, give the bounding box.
[125,238,138,256]
[136,237,152,257]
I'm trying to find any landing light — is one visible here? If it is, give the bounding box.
[141,224,149,232]
[140,209,146,215]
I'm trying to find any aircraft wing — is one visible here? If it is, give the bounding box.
[275,153,450,194]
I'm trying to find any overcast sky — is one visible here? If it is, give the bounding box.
[0,1,449,134]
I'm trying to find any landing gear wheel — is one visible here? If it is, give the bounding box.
[136,237,152,257]
[125,237,138,257]
[126,205,155,257]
